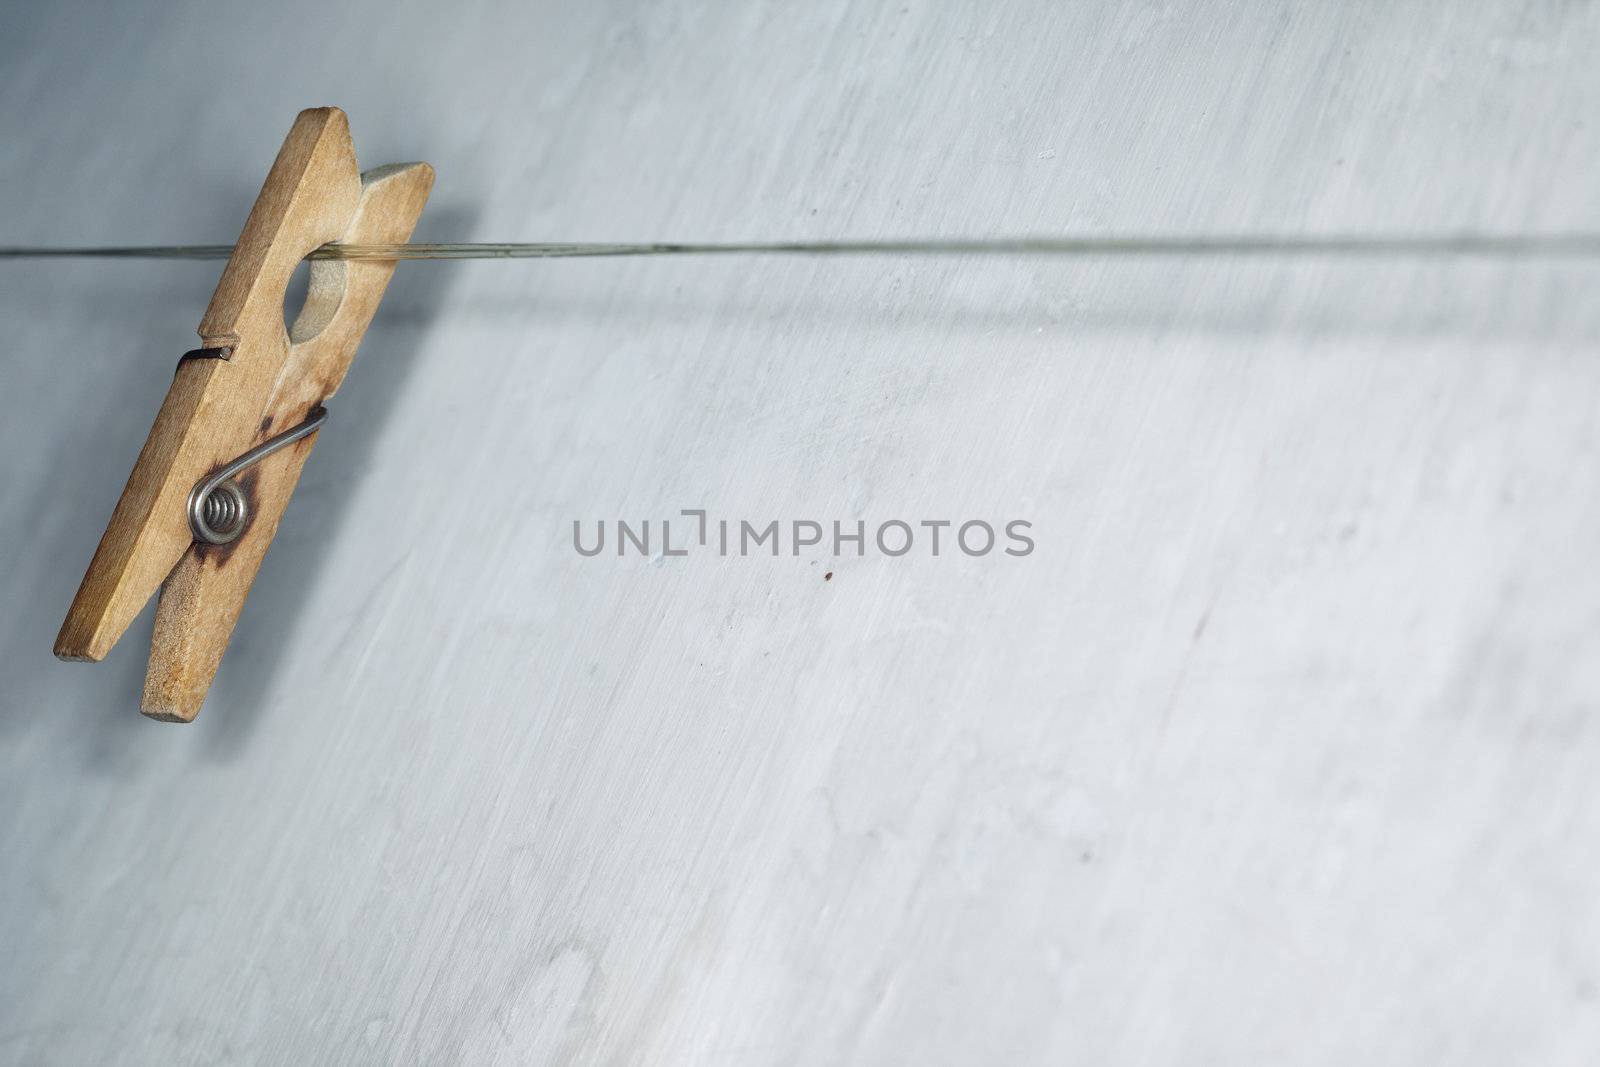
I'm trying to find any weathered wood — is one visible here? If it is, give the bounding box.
[54,107,432,721]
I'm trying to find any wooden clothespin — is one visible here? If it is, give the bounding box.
[54,107,433,722]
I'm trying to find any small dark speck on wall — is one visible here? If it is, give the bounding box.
[824,572,833,582]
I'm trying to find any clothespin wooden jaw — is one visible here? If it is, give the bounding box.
[54,107,433,722]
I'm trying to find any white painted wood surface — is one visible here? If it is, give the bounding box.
[2,2,1598,1063]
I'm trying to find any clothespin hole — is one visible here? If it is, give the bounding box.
[283,254,348,344]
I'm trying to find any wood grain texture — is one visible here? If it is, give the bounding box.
[2,2,1599,1065]
[53,107,432,721]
